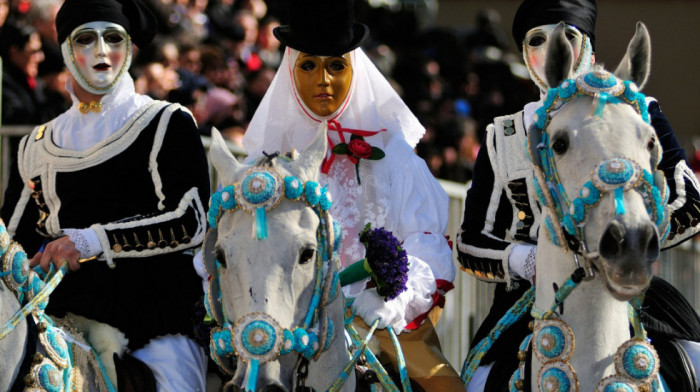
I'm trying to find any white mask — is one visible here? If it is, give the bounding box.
[61,21,131,95]
[523,23,593,92]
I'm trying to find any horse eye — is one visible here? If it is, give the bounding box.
[299,247,316,265]
[215,247,227,267]
[551,135,569,155]
[647,137,656,151]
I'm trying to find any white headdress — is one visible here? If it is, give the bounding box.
[243,47,426,159]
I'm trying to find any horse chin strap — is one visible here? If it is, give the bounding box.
[206,164,343,391]
[571,248,597,282]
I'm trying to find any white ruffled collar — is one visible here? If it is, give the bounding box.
[52,74,153,151]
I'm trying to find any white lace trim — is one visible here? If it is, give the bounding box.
[63,228,102,259]
[509,244,537,284]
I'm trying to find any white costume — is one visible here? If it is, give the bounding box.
[243,48,456,332]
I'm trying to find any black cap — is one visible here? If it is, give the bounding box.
[56,0,157,48]
[512,0,597,51]
[273,0,369,56]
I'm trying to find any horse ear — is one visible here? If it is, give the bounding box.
[528,125,544,170]
[294,121,328,181]
[210,127,243,185]
[544,22,574,89]
[614,22,651,90]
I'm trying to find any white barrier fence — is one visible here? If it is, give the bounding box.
[2,128,698,371]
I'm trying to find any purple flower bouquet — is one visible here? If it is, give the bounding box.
[338,223,409,300]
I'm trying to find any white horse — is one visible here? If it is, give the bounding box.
[526,22,668,390]
[463,22,685,391]
[205,125,357,392]
[0,274,28,391]
[0,235,109,391]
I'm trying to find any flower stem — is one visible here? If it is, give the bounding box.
[339,258,371,286]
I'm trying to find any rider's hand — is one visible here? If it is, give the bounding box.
[508,244,537,284]
[352,287,407,331]
[30,236,81,272]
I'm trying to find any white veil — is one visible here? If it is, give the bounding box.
[243,47,426,158]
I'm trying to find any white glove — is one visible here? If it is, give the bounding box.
[192,250,210,294]
[352,288,406,331]
[508,244,537,283]
[351,256,436,332]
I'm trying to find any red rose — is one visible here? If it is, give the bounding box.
[348,139,373,159]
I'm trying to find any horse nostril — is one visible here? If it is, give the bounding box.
[600,220,625,259]
[641,222,660,263]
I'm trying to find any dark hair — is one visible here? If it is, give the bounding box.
[0,23,38,58]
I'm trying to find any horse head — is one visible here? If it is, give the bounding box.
[527,22,669,301]
[205,123,350,391]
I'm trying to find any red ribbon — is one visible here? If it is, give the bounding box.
[320,119,386,174]
[405,279,455,330]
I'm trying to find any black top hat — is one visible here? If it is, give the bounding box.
[512,0,597,51]
[56,0,158,48]
[273,0,369,56]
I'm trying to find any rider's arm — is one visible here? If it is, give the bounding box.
[88,107,211,267]
[457,122,536,287]
[648,98,700,248]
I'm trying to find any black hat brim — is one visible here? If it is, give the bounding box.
[273,23,369,56]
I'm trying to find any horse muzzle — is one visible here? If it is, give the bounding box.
[597,217,659,300]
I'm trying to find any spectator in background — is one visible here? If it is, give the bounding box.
[237,0,266,19]
[206,0,243,43]
[462,8,510,55]
[159,40,211,110]
[36,39,70,119]
[26,0,62,63]
[27,0,69,120]
[193,86,244,141]
[230,9,261,73]
[255,15,281,68]
[0,23,48,126]
[140,61,180,100]
[0,0,9,27]
[179,42,203,75]
[243,64,274,121]
[199,44,241,91]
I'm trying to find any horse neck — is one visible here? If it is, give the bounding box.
[0,286,27,391]
[307,294,356,392]
[533,234,631,390]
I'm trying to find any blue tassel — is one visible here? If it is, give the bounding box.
[245,359,259,392]
[593,93,609,117]
[614,187,626,216]
[255,207,268,240]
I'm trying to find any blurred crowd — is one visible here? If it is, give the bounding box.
[8,0,698,184]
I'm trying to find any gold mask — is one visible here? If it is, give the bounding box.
[293,52,353,117]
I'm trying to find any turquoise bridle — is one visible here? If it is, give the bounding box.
[527,69,671,258]
[205,161,342,391]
